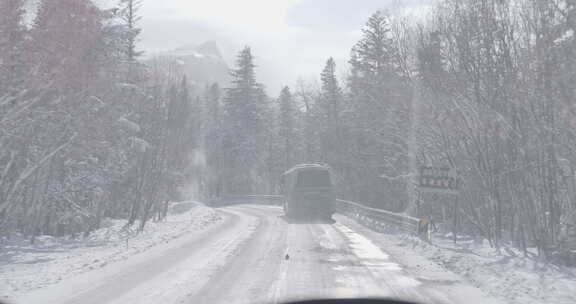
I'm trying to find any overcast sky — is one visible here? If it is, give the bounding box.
[139,0,432,95]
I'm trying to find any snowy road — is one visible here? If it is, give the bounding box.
[16,205,501,304]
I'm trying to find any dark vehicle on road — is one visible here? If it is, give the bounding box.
[281,164,336,220]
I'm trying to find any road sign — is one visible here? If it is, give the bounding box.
[418,166,462,194]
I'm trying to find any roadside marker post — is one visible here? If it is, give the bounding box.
[417,166,463,243]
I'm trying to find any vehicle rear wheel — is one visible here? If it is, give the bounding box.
[320,212,334,223]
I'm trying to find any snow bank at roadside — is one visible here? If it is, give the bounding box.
[408,233,576,304]
[336,215,576,304]
[0,202,222,300]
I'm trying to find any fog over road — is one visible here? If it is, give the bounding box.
[19,205,501,304]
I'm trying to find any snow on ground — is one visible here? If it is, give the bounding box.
[0,202,222,301]
[4,203,576,304]
[412,233,576,304]
[336,215,576,304]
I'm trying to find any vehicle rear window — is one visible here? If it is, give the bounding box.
[296,170,332,187]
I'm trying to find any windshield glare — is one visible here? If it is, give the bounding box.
[1,1,576,304]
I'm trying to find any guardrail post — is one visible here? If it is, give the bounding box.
[418,218,430,242]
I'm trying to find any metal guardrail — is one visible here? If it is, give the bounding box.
[336,199,429,239]
[214,195,429,240]
[210,195,283,206]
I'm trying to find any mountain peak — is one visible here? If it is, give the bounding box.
[171,41,223,59]
[194,41,222,58]
[156,41,230,87]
